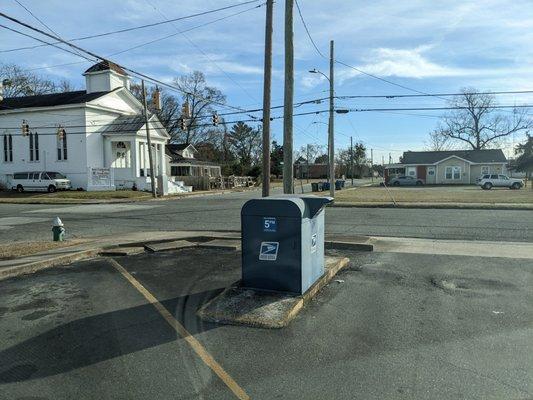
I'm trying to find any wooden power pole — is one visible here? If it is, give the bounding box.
[261,0,274,197]
[328,40,335,197]
[283,0,294,194]
[141,80,157,198]
[371,148,374,183]
[350,136,354,186]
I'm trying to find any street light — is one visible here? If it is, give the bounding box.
[309,47,335,198]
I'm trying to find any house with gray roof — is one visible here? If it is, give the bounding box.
[0,61,177,192]
[384,149,508,184]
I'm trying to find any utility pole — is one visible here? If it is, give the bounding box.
[350,136,354,186]
[306,144,310,183]
[389,153,392,165]
[141,80,157,198]
[261,0,273,197]
[328,40,335,197]
[371,148,374,183]
[283,0,294,194]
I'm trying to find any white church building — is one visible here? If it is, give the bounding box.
[0,61,180,192]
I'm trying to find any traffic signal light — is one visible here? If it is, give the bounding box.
[179,118,186,131]
[212,113,219,126]
[57,126,65,139]
[152,86,161,111]
[21,120,29,136]
[181,101,190,119]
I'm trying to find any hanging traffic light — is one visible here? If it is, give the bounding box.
[21,120,29,136]
[57,125,65,139]
[181,101,190,119]
[179,118,186,131]
[152,86,161,112]
[212,113,219,126]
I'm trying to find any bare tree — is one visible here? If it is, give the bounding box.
[336,142,367,177]
[431,88,532,150]
[130,84,184,139]
[295,144,325,163]
[425,127,454,151]
[174,71,226,144]
[0,63,63,97]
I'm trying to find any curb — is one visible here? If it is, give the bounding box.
[331,202,533,211]
[197,257,350,329]
[325,241,373,251]
[0,248,100,281]
[0,187,260,205]
[0,234,371,282]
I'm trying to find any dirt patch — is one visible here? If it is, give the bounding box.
[0,239,87,260]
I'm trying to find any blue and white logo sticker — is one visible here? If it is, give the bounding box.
[259,241,279,261]
[263,217,277,232]
[311,233,317,253]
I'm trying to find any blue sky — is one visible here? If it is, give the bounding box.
[2,0,533,162]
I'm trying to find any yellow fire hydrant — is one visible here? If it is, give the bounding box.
[52,217,65,242]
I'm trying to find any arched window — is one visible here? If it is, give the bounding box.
[57,128,67,160]
[3,134,13,162]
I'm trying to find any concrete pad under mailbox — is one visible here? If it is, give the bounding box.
[197,256,349,328]
[197,239,241,251]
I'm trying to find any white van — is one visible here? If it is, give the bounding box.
[11,172,72,193]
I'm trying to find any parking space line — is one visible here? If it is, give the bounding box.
[107,258,250,400]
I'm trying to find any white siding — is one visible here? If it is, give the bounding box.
[0,107,88,189]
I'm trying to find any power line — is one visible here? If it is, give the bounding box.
[0,11,258,117]
[336,89,533,100]
[0,96,330,130]
[0,109,332,134]
[146,0,260,103]
[347,104,533,113]
[293,0,436,96]
[17,4,263,74]
[294,0,326,58]
[0,0,263,53]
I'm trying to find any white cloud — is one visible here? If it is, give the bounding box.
[338,46,473,82]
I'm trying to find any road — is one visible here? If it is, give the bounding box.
[0,186,531,243]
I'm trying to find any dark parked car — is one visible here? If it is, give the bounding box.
[389,176,424,186]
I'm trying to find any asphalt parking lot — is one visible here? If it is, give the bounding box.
[0,248,532,399]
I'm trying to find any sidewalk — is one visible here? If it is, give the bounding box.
[2,230,532,282]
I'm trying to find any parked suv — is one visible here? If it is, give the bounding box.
[477,174,524,190]
[11,171,72,193]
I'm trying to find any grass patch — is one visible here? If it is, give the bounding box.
[334,185,533,204]
[0,190,152,202]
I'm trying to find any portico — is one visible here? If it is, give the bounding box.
[102,114,169,190]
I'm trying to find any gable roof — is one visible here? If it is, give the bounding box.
[166,143,197,154]
[102,115,145,134]
[102,114,169,138]
[0,90,110,111]
[84,60,127,76]
[401,149,507,164]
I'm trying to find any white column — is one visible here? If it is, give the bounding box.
[158,143,166,176]
[104,139,113,167]
[131,139,138,178]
